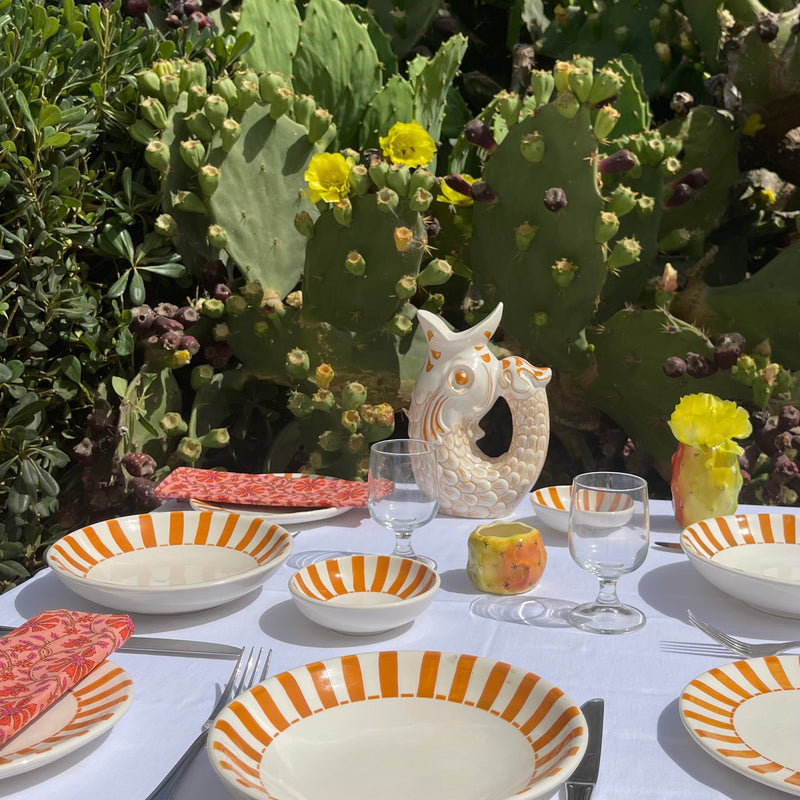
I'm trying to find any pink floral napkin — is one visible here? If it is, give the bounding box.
[0,609,134,745]
[154,467,369,508]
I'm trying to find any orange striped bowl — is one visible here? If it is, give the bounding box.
[681,513,800,618]
[208,650,588,800]
[46,511,293,614]
[288,555,440,635]
[529,486,571,533]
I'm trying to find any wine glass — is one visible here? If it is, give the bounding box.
[567,471,650,634]
[368,439,440,569]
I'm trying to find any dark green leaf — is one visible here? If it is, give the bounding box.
[116,326,134,357]
[106,270,129,299]
[38,103,61,128]
[34,462,59,497]
[129,269,146,305]
[42,131,71,148]
[138,262,185,277]
[59,354,81,384]
[20,459,39,492]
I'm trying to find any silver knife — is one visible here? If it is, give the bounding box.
[567,698,605,800]
[0,625,241,658]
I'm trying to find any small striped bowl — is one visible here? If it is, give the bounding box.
[46,511,293,614]
[208,650,588,800]
[681,513,800,618]
[529,486,571,533]
[288,555,440,635]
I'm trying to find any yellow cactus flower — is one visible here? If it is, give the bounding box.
[742,113,766,137]
[304,152,351,203]
[379,121,436,168]
[668,392,752,456]
[438,174,476,206]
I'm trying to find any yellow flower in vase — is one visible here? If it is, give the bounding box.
[379,121,436,168]
[304,153,351,204]
[668,393,752,526]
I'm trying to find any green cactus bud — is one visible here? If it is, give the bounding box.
[177,436,203,464]
[207,223,227,249]
[594,211,620,243]
[159,73,180,105]
[345,250,366,276]
[315,362,334,388]
[287,391,314,419]
[553,61,572,94]
[607,185,637,217]
[586,67,623,104]
[393,226,415,253]
[286,348,311,379]
[312,388,335,411]
[294,211,315,238]
[532,311,549,327]
[641,136,665,166]
[159,412,189,437]
[368,161,389,189]
[179,60,207,92]
[173,190,206,214]
[221,118,242,152]
[731,355,758,386]
[376,187,399,213]
[201,298,225,318]
[242,281,264,308]
[593,105,620,140]
[386,164,411,196]
[551,258,579,288]
[152,59,178,78]
[254,319,271,337]
[606,237,642,274]
[554,91,580,119]
[421,293,445,313]
[225,294,248,317]
[129,119,156,145]
[496,90,522,126]
[212,77,238,106]
[191,364,215,389]
[658,227,693,252]
[418,258,453,287]
[293,94,316,128]
[568,66,593,103]
[341,409,361,434]
[179,139,206,171]
[350,164,370,196]
[662,137,682,158]
[520,132,545,164]
[154,213,177,237]
[136,69,161,96]
[236,79,259,111]
[269,86,293,120]
[145,139,170,172]
[258,71,288,104]
[202,428,230,448]
[187,84,208,113]
[530,70,555,105]
[140,96,168,130]
[409,187,433,212]
[318,430,342,453]
[348,433,366,454]
[185,110,215,141]
[342,381,367,410]
[636,195,656,216]
[204,94,229,129]
[658,156,682,177]
[395,274,417,299]
[387,313,414,336]
[333,197,352,226]
[199,164,221,197]
[409,168,436,195]
[515,222,538,252]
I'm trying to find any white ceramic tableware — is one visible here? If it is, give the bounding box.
[189,498,348,524]
[208,650,587,800]
[680,512,800,618]
[46,510,293,614]
[680,654,800,796]
[288,554,440,634]
[529,485,571,532]
[0,661,133,778]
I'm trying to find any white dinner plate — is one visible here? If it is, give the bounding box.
[680,655,800,796]
[189,498,348,525]
[0,661,133,779]
[208,650,587,800]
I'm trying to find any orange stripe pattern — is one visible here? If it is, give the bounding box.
[209,651,586,799]
[680,654,800,794]
[681,512,799,559]
[531,485,571,512]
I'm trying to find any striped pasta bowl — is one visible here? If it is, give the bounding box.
[680,512,800,618]
[208,650,588,800]
[288,555,440,635]
[46,511,293,614]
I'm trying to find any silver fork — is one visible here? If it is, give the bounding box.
[688,609,800,658]
[145,646,272,800]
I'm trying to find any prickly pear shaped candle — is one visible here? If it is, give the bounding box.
[467,521,547,595]
[668,393,752,527]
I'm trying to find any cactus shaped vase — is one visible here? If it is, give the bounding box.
[408,303,551,518]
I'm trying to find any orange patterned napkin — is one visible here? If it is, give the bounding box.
[154,467,369,508]
[0,609,134,745]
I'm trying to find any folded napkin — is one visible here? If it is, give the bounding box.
[155,467,369,508]
[0,609,134,746]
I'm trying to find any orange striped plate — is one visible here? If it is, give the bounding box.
[680,655,800,795]
[0,661,133,778]
[208,650,587,800]
[46,511,293,614]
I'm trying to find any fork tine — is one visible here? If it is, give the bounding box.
[258,649,272,684]
[687,610,750,656]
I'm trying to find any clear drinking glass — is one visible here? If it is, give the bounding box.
[567,471,650,634]
[368,439,440,570]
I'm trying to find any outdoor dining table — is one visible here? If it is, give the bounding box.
[0,497,797,800]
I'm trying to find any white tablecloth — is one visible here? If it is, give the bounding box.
[0,499,797,800]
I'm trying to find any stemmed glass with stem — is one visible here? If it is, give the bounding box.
[368,439,440,570]
[567,471,650,634]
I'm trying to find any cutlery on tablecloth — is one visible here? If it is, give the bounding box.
[687,610,800,657]
[566,698,604,799]
[0,625,241,658]
[653,541,683,551]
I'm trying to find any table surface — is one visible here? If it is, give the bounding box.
[0,498,798,800]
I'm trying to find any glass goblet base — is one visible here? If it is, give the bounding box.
[391,546,437,571]
[567,601,646,635]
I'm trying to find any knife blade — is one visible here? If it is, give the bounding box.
[653,541,683,551]
[0,625,241,658]
[567,698,605,800]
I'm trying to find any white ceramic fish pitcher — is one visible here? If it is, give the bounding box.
[408,303,551,518]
